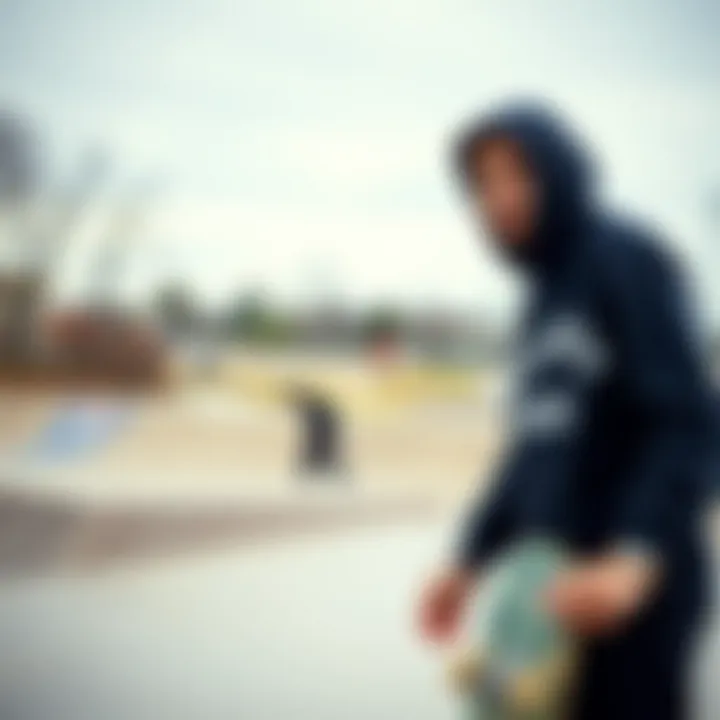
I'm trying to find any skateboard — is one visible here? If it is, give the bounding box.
[448,539,578,719]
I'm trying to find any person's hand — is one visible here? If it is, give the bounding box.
[546,552,662,637]
[417,567,477,644]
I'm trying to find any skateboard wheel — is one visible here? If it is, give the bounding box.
[447,649,485,694]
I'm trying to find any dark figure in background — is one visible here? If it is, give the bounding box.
[417,103,715,720]
[293,388,343,477]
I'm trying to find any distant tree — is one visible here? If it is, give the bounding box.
[361,306,404,345]
[0,111,40,206]
[224,291,293,346]
[153,283,198,338]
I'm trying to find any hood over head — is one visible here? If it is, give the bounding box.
[453,101,596,271]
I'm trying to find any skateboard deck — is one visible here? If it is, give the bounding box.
[448,539,577,719]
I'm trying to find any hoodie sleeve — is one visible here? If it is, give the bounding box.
[602,235,713,558]
[456,451,518,569]
[457,334,595,569]
[457,408,587,569]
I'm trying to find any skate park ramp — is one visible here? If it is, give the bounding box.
[1,391,297,492]
[0,391,442,576]
[0,484,436,577]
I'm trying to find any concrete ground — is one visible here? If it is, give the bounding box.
[0,521,717,720]
[0,522,450,720]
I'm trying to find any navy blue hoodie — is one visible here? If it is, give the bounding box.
[455,105,714,612]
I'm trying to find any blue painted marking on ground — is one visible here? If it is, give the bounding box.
[22,400,135,462]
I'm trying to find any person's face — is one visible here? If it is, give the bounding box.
[466,136,540,247]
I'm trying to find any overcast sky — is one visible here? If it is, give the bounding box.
[0,0,718,321]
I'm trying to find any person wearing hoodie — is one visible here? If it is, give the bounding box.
[417,103,714,720]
